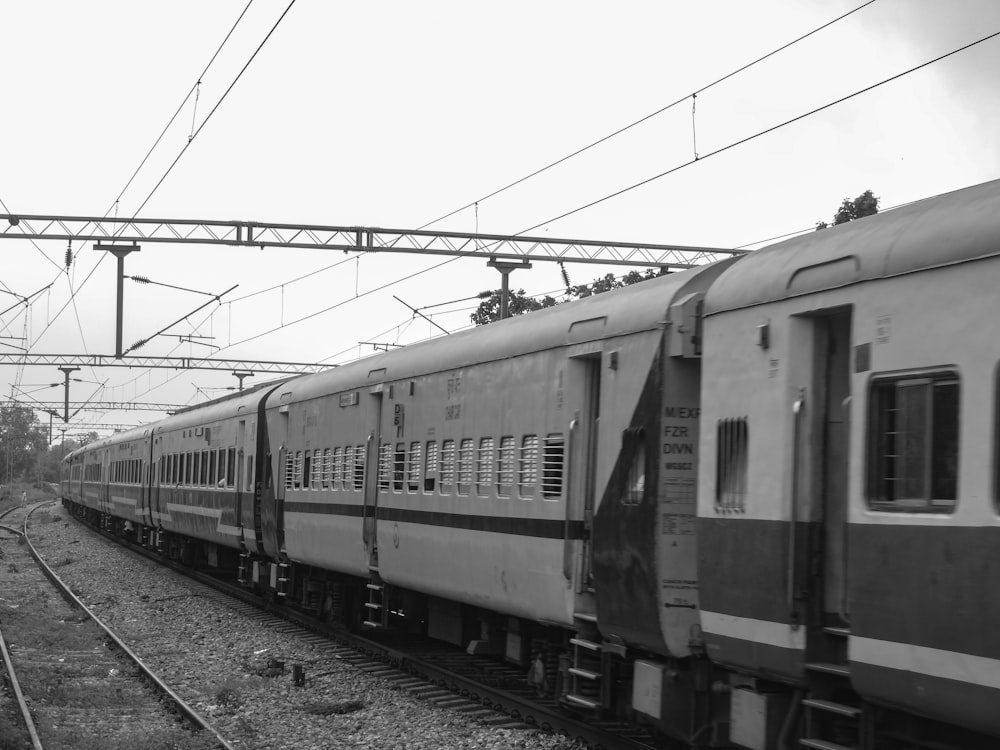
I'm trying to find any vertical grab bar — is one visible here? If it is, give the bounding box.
[788,388,805,628]
[361,432,374,544]
[563,418,579,581]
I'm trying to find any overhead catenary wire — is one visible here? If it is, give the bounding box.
[98,0,877,371]
[417,0,877,231]
[513,27,1000,237]
[25,0,264,358]
[88,11,994,414]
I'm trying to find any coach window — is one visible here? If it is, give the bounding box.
[407,442,421,493]
[457,439,474,495]
[519,435,539,498]
[716,418,748,513]
[331,447,343,490]
[322,449,331,490]
[424,442,437,493]
[185,453,193,485]
[227,448,236,488]
[341,446,353,490]
[378,443,392,491]
[441,440,456,494]
[542,434,565,500]
[394,443,406,492]
[498,437,515,497]
[868,373,959,511]
[354,445,366,490]
[477,437,495,497]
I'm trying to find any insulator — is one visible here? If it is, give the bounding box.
[477,290,492,299]
[129,338,147,351]
[559,262,570,288]
[131,275,150,284]
[65,242,72,270]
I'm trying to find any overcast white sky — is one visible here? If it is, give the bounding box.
[2,0,999,439]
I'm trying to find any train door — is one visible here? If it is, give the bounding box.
[819,310,852,622]
[793,308,852,626]
[566,353,601,596]
[362,387,385,568]
[263,398,290,559]
[144,435,155,529]
[236,419,246,529]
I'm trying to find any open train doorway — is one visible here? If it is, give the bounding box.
[803,308,852,625]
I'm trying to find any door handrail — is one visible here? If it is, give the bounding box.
[563,418,579,581]
[788,388,805,628]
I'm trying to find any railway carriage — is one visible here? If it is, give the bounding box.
[148,386,278,566]
[698,178,1000,748]
[265,257,733,724]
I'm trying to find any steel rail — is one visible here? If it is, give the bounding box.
[68,505,659,750]
[19,502,237,750]
[0,511,44,750]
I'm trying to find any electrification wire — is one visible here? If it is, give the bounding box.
[123,1,876,365]
[111,14,995,402]
[26,2,286,357]
[104,0,256,218]
[417,0,877,231]
[513,27,1000,238]
[224,256,460,351]
[80,2,297,408]
[127,0,297,220]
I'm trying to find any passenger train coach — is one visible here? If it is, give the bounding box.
[63,178,1000,749]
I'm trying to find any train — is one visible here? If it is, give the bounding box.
[61,177,1000,750]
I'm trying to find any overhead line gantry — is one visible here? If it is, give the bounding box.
[0,213,743,268]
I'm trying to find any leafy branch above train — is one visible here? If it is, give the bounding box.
[471,267,671,326]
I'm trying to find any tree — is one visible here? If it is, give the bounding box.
[816,189,879,230]
[470,289,558,326]
[471,268,670,325]
[0,404,50,484]
[567,268,668,299]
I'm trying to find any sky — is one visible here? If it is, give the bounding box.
[2,0,999,441]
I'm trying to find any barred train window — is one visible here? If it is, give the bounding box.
[457,439,474,495]
[477,437,494,496]
[869,374,958,511]
[393,443,406,491]
[424,441,438,493]
[497,436,515,497]
[519,435,539,498]
[378,443,392,490]
[341,446,352,489]
[441,440,456,494]
[353,445,366,490]
[332,447,343,488]
[407,442,421,493]
[716,418,748,512]
[542,434,565,500]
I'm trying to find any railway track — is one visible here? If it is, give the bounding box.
[0,503,233,750]
[59,503,663,750]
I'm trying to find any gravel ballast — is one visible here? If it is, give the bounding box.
[28,505,584,750]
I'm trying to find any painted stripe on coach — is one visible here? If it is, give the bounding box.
[852,636,1000,691]
[283,501,587,539]
[701,610,806,651]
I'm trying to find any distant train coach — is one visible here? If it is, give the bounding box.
[64,177,1000,750]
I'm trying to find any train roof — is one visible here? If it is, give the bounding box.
[270,259,732,404]
[705,177,1000,313]
[151,382,284,435]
